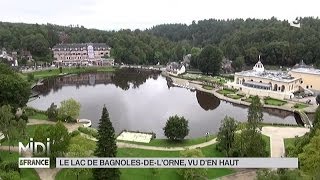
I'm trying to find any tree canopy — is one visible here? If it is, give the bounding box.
[58,98,81,122]
[163,115,189,141]
[216,116,238,156]
[0,63,31,108]
[197,45,223,75]
[2,17,320,67]
[93,106,120,180]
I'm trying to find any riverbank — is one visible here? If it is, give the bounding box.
[22,66,118,84]
[162,71,317,115]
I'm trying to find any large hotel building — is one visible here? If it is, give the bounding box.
[229,59,320,100]
[52,43,112,66]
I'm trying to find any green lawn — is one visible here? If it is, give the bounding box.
[117,135,216,147]
[217,88,237,96]
[293,103,308,109]
[23,66,117,79]
[284,138,295,155]
[226,94,243,99]
[262,134,271,156]
[243,96,253,103]
[56,144,234,180]
[0,151,40,180]
[202,85,214,90]
[28,112,48,120]
[1,124,54,146]
[25,107,48,120]
[264,97,287,106]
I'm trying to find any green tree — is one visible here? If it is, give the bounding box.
[34,122,70,165]
[247,96,263,130]
[190,47,201,68]
[299,129,320,176]
[0,63,31,109]
[67,144,90,180]
[216,116,238,156]
[234,128,267,157]
[93,106,120,180]
[316,94,320,105]
[231,56,245,72]
[58,98,81,122]
[0,105,15,152]
[198,45,223,75]
[233,96,266,157]
[178,149,207,180]
[163,115,189,141]
[47,103,58,121]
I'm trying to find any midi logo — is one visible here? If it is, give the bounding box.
[18,138,51,156]
[18,138,51,168]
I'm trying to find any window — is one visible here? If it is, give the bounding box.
[311,85,313,88]
[306,85,309,89]
[301,81,303,84]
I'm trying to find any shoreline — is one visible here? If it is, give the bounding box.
[162,71,317,115]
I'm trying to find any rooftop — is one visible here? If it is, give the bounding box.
[290,67,320,75]
[52,43,109,50]
[235,70,299,82]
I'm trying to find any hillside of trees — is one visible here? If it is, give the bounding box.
[1,17,320,68]
[148,17,320,67]
[0,22,189,65]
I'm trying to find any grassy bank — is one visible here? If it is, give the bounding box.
[22,66,117,81]
[25,107,48,120]
[1,124,53,146]
[264,97,287,106]
[0,151,40,180]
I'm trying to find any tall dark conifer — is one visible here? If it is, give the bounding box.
[92,106,120,180]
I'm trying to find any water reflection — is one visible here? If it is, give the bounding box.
[196,91,220,111]
[28,69,299,138]
[33,68,159,95]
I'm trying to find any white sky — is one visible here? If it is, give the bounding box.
[0,0,319,30]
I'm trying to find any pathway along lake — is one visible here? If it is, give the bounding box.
[28,68,301,138]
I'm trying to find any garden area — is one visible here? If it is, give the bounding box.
[293,103,308,109]
[216,88,245,100]
[0,151,40,180]
[264,97,287,106]
[202,85,214,90]
[181,73,229,86]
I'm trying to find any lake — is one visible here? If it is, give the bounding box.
[28,68,300,138]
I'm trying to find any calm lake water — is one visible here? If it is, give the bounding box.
[28,69,300,138]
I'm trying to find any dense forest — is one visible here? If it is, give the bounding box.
[1,17,320,68]
[148,17,320,67]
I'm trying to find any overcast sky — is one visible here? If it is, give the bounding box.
[0,0,319,30]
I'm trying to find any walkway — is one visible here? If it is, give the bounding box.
[81,132,217,151]
[28,119,84,132]
[261,126,309,157]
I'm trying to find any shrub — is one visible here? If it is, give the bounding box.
[20,112,28,122]
[70,130,80,137]
[59,67,63,73]
[27,73,34,82]
[163,115,189,141]
[0,171,20,180]
[78,127,98,138]
[47,103,58,121]
[0,161,20,173]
